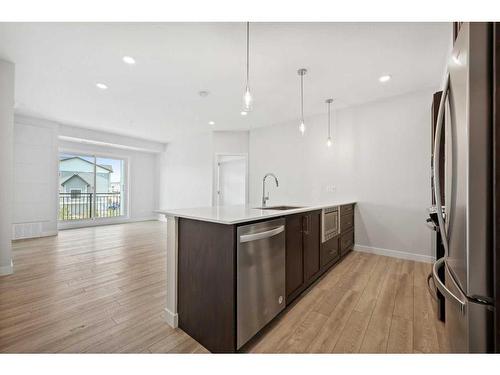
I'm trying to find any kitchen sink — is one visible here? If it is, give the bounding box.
[255,205,303,210]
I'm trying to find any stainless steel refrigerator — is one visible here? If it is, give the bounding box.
[431,22,495,353]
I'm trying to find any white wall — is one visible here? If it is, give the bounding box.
[212,131,249,155]
[159,130,249,210]
[159,132,213,210]
[12,115,164,238]
[13,116,59,239]
[249,89,434,261]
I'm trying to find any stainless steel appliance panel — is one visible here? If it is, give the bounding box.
[237,218,286,349]
[321,206,339,243]
[432,22,494,353]
[443,262,493,353]
[445,21,469,293]
[444,263,468,352]
[446,22,492,299]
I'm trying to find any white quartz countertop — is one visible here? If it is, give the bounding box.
[155,201,356,225]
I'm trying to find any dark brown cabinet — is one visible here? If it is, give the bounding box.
[340,229,354,256]
[320,234,340,266]
[303,212,320,282]
[177,218,236,353]
[339,203,354,216]
[339,204,354,255]
[285,214,304,299]
[177,204,355,353]
[340,210,354,231]
[285,210,321,302]
[285,206,355,304]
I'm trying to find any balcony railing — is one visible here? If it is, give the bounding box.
[59,192,122,221]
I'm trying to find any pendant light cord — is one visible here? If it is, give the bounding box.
[246,22,250,87]
[328,101,331,138]
[300,74,304,122]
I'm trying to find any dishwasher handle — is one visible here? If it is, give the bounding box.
[239,225,285,243]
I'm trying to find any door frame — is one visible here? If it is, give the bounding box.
[212,153,248,207]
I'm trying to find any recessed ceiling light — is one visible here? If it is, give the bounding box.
[122,56,136,65]
[241,111,248,116]
[96,83,108,90]
[378,75,391,83]
[208,121,215,125]
[198,90,210,97]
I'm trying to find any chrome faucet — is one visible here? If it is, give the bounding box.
[262,173,279,207]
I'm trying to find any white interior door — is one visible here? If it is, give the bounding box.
[216,155,247,206]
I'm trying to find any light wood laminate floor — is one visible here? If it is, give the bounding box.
[0,221,449,353]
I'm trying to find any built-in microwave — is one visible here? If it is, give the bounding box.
[321,206,339,243]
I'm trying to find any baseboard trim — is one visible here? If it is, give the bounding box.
[12,230,58,241]
[0,260,14,276]
[58,216,158,230]
[353,244,434,263]
[164,308,178,328]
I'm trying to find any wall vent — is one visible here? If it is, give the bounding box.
[12,222,44,240]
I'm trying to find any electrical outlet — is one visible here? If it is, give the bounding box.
[325,185,336,193]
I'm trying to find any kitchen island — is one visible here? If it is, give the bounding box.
[157,202,356,353]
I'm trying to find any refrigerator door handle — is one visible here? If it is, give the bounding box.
[432,73,450,257]
[432,257,466,314]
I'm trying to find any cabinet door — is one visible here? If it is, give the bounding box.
[320,235,340,267]
[303,212,320,282]
[340,229,354,256]
[340,211,354,232]
[285,214,304,298]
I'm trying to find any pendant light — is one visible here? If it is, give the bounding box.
[242,22,253,112]
[325,98,333,147]
[297,68,307,134]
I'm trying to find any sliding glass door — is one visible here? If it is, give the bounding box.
[58,152,126,221]
[94,156,125,218]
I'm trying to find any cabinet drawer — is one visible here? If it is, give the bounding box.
[340,211,354,232]
[340,229,354,254]
[340,204,354,216]
[320,236,339,267]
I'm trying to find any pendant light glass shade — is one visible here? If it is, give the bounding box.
[242,22,253,112]
[299,121,306,134]
[243,86,252,111]
[326,98,333,147]
[298,68,307,135]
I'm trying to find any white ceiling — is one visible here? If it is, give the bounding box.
[0,22,451,143]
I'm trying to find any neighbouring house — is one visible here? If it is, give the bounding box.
[59,156,113,195]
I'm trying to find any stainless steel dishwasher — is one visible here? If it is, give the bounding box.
[236,218,286,349]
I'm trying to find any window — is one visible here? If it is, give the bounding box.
[70,189,82,199]
[58,152,126,221]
